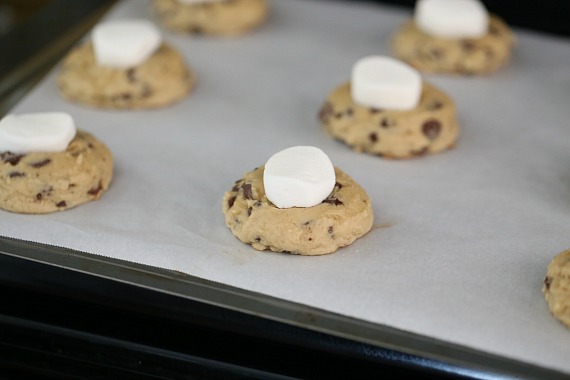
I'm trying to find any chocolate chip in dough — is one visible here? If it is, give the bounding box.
[1,152,25,166]
[242,183,253,200]
[30,159,51,168]
[422,120,441,140]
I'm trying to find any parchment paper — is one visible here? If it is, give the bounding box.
[2,0,570,374]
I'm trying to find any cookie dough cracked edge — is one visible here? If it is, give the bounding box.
[0,131,113,214]
[57,42,194,110]
[391,15,515,75]
[318,81,459,159]
[152,0,268,36]
[222,166,374,256]
[543,249,570,329]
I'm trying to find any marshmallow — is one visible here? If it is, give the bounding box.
[0,112,76,154]
[263,146,336,209]
[351,56,422,111]
[414,0,489,39]
[92,20,162,69]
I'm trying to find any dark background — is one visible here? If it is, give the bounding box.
[352,0,570,36]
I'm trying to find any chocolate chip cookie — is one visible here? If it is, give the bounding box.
[57,42,194,109]
[543,249,570,329]
[152,0,268,36]
[319,81,459,159]
[391,15,514,75]
[223,166,373,256]
[0,130,113,214]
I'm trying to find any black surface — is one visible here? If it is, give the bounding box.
[358,0,570,36]
[0,253,477,380]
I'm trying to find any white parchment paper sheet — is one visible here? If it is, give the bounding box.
[2,0,570,373]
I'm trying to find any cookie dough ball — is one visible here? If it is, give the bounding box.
[543,249,570,329]
[319,57,459,159]
[57,42,194,110]
[152,0,268,36]
[0,131,113,214]
[391,1,514,75]
[222,164,373,256]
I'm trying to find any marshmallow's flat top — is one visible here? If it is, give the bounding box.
[414,0,489,39]
[263,146,336,209]
[0,112,76,154]
[351,55,422,111]
[92,20,162,69]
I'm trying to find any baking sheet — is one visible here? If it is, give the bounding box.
[2,0,570,374]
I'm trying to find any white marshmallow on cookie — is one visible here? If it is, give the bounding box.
[92,20,162,69]
[351,55,422,111]
[0,112,76,154]
[263,146,336,209]
[414,0,489,39]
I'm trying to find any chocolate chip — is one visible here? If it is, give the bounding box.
[334,112,343,119]
[380,118,395,128]
[242,183,253,200]
[328,226,334,234]
[544,276,552,290]
[247,207,252,216]
[318,102,334,122]
[255,237,261,242]
[8,171,25,178]
[334,182,343,190]
[308,238,313,241]
[126,68,136,83]
[422,120,441,140]
[303,221,310,226]
[188,26,203,35]
[87,143,94,149]
[345,108,354,117]
[1,152,25,166]
[426,100,443,111]
[228,195,236,208]
[36,186,52,201]
[141,84,153,98]
[253,201,262,207]
[56,201,67,208]
[87,181,103,196]
[429,48,443,60]
[323,198,343,206]
[369,132,378,143]
[461,40,476,51]
[30,159,51,168]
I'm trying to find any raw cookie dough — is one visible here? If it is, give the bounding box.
[223,166,373,256]
[391,16,515,75]
[319,81,459,159]
[152,0,268,36]
[0,130,113,214]
[57,42,194,110]
[543,249,570,329]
